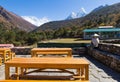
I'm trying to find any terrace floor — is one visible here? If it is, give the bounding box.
[0,54,120,82]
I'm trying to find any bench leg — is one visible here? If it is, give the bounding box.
[5,65,10,79]
[81,67,85,80]
[85,65,89,80]
[15,67,19,80]
[0,58,2,65]
[3,51,6,63]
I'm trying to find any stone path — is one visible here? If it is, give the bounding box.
[0,55,120,82]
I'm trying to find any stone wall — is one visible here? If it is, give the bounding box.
[98,43,120,55]
[11,47,32,55]
[102,39,120,44]
[88,44,120,72]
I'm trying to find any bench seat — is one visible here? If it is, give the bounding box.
[0,80,89,82]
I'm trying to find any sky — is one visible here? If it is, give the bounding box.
[0,0,120,26]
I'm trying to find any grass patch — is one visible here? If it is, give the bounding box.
[38,38,91,48]
[41,38,91,43]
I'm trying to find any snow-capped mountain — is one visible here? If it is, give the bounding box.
[66,12,77,20]
[77,8,87,18]
[21,16,50,26]
[66,7,87,20]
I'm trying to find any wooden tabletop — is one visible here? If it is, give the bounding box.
[5,58,89,68]
[31,48,72,51]
[0,48,11,51]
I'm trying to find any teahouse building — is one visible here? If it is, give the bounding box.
[83,26,120,39]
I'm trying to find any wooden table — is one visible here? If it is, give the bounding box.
[5,58,89,80]
[31,48,72,57]
[0,48,12,63]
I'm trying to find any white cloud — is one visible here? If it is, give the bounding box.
[21,16,50,26]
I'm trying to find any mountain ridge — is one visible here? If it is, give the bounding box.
[91,4,108,13]
[0,6,37,32]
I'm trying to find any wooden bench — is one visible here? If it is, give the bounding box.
[31,48,72,57]
[0,48,12,63]
[0,80,89,82]
[5,58,89,80]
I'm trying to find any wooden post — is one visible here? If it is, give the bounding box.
[4,51,6,63]
[85,65,89,80]
[0,57,2,65]
[5,64,9,79]
[68,50,72,57]
[15,67,19,80]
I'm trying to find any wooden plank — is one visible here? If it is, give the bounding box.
[0,80,89,82]
[5,58,89,66]
[31,48,72,51]
[36,52,69,55]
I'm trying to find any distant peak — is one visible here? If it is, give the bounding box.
[21,16,50,26]
[81,7,87,14]
[76,7,87,17]
[66,12,77,20]
[66,8,87,20]
[71,12,76,15]
[70,12,77,17]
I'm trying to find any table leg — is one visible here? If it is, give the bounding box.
[25,68,28,73]
[81,67,84,80]
[0,58,2,65]
[8,51,12,60]
[31,51,33,57]
[68,51,72,57]
[5,64,10,79]
[9,52,12,60]
[31,51,36,57]
[85,65,89,80]
[3,51,6,63]
[76,67,85,80]
[21,67,24,75]
[15,67,19,80]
